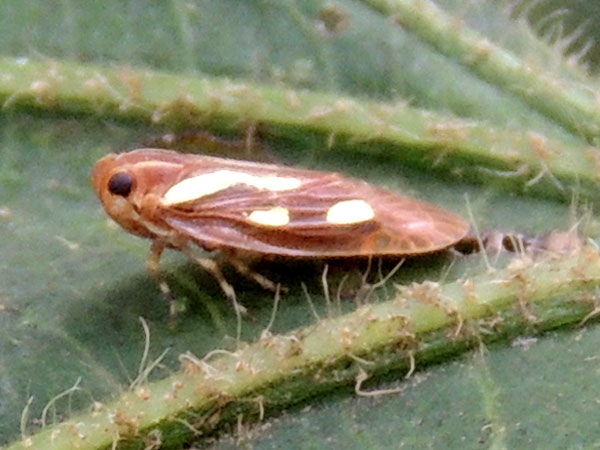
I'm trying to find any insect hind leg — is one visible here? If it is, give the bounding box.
[224,252,281,293]
[181,246,247,315]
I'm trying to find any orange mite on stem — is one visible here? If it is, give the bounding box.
[92,149,469,319]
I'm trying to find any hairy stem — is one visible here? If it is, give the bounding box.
[7,247,600,449]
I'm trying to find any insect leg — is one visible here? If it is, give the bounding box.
[147,240,177,327]
[224,251,281,293]
[181,246,247,315]
[182,246,247,341]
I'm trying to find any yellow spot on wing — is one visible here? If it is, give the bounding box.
[248,207,290,227]
[162,170,302,205]
[252,175,302,191]
[326,199,374,224]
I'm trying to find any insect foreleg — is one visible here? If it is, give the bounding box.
[147,240,177,327]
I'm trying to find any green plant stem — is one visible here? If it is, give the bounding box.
[0,56,599,202]
[362,0,600,143]
[6,248,600,450]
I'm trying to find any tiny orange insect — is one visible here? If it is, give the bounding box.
[92,149,469,318]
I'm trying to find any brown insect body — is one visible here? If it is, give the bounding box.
[92,149,469,259]
[92,148,470,326]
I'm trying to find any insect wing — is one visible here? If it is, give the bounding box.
[158,163,469,257]
[92,149,469,258]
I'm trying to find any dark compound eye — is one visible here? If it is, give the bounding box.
[107,172,134,197]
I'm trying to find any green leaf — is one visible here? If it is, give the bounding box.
[2,1,600,449]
